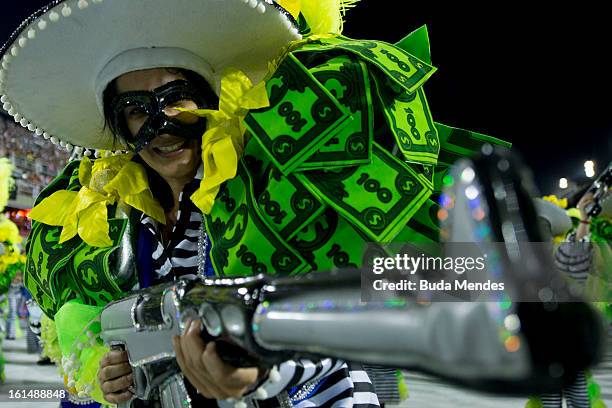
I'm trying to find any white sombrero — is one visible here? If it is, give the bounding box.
[0,0,300,153]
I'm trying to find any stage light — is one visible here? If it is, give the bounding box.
[559,178,568,189]
[584,160,595,178]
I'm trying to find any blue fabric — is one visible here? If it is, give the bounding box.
[136,222,155,289]
[21,287,32,300]
[60,399,100,408]
[288,376,328,403]
[203,234,216,277]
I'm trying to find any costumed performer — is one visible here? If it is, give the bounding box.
[0,0,510,406]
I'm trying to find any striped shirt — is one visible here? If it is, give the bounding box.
[139,166,381,407]
[141,165,206,283]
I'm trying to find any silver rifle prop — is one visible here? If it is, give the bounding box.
[100,147,605,408]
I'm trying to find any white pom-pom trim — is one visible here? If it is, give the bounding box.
[269,366,281,383]
[0,0,293,158]
[255,387,268,399]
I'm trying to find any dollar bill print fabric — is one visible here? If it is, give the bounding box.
[25,26,510,316]
[208,30,509,276]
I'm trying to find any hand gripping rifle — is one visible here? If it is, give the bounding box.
[100,148,605,408]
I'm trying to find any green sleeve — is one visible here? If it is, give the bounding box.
[24,160,131,319]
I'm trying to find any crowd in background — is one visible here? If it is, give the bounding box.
[0,114,68,199]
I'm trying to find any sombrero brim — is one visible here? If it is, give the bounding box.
[0,0,300,152]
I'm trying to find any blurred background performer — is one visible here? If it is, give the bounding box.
[0,158,23,383]
[530,170,611,408]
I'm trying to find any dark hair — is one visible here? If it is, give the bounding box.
[101,68,218,211]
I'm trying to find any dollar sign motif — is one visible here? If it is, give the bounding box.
[277,256,291,268]
[296,197,312,211]
[363,208,385,229]
[275,142,292,155]
[349,140,365,154]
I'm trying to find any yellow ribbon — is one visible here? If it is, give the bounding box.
[177,68,270,214]
[29,154,166,247]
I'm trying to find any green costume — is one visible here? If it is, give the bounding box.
[25,27,509,319]
[21,28,509,402]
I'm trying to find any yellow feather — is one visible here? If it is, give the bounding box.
[277,0,362,35]
[276,0,302,19]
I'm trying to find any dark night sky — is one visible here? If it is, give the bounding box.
[1,1,611,194]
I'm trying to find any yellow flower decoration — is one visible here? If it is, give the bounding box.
[177,68,270,214]
[0,217,21,244]
[29,154,166,247]
[0,157,14,212]
[542,195,568,209]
